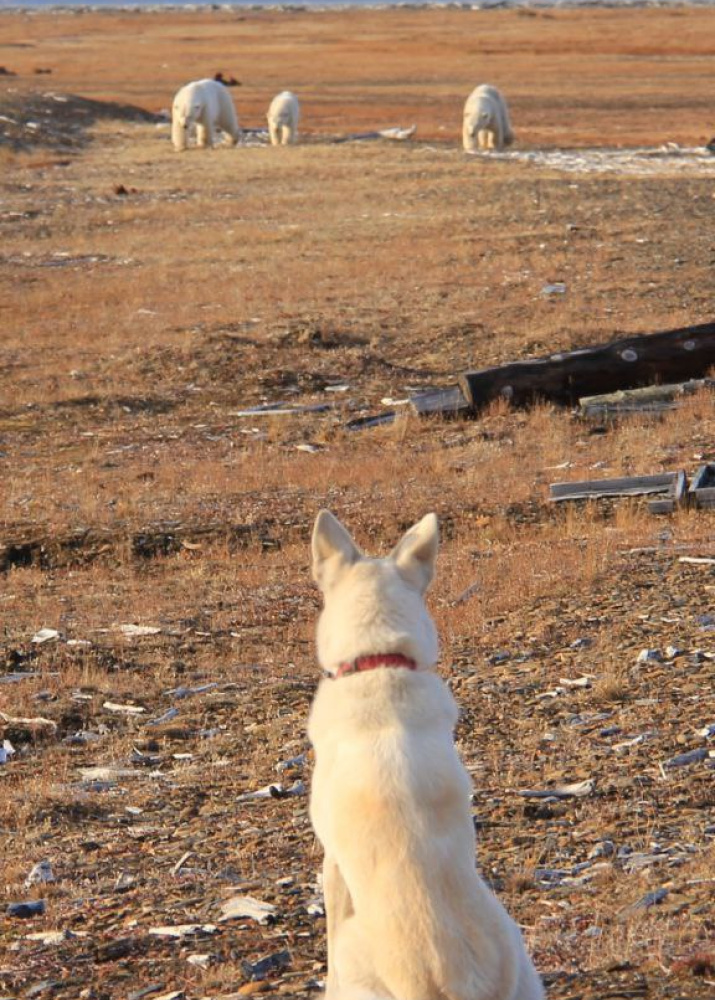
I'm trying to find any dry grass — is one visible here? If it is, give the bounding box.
[1,7,715,1000]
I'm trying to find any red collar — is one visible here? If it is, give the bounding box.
[334,653,417,679]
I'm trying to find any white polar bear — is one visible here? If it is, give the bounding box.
[463,84,514,152]
[267,91,300,146]
[171,78,241,151]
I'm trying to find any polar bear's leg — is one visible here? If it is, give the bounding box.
[477,128,489,150]
[268,120,280,146]
[171,115,188,152]
[281,123,293,145]
[218,99,241,146]
[462,121,477,152]
[196,120,214,148]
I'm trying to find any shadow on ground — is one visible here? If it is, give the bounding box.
[0,90,160,152]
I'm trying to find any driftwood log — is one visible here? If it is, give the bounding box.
[459,321,715,410]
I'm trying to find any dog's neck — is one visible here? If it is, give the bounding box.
[333,653,417,680]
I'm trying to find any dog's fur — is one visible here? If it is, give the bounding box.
[463,84,514,152]
[308,511,544,1000]
[267,90,300,145]
[171,78,241,151]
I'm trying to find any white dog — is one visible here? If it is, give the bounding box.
[267,90,300,145]
[308,510,544,1000]
[463,84,514,152]
[171,78,241,151]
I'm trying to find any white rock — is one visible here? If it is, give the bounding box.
[31,628,59,644]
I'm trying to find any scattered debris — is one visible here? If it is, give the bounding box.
[148,924,217,939]
[0,671,41,684]
[7,900,46,919]
[25,861,55,887]
[276,753,306,773]
[32,627,60,644]
[617,887,668,921]
[25,930,77,946]
[663,747,709,769]
[637,648,663,664]
[409,385,470,419]
[517,779,595,800]
[236,780,305,801]
[102,701,146,715]
[147,707,180,726]
[0,711,58,732]
[219,895,277,925]
[79,765,142,782]
[186,953,213,968]
[241,948,292,980]
[331,125,416,143]
[229,402,331,418]
[550,464,715,515]
[689,463,715,509]
[345,411,396,431]
[0,738,16,765]
[165,682,217,699]
[118,623,162,637]
[558,675,594,689]
[580,378,714,417]
[550,471,687,508]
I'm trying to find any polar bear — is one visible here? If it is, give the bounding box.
[267,91,300,146]
[171,78,242,151]
[463,84,513,152]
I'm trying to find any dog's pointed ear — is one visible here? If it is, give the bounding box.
[312,510,361,590]
[390,513,439,593]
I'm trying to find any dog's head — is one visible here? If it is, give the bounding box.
[311,510,440,676]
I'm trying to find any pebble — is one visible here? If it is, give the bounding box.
[24,861,54,887]
[7,900,46,918]
[241,949,292,980]
[664,747,708,768]
[637,648,662,663]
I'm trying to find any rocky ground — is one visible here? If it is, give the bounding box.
[1,6,714,999]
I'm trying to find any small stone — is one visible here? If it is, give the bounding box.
[637,649,662,664]
[24,862,54,888]
[7,900,46,918]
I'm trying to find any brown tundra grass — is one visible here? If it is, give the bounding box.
[1,6,715,1000]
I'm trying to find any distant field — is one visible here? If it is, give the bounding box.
[0,7,714,1000]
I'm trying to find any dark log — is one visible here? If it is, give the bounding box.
[459,321,715,410]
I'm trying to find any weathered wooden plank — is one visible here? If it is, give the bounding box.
[459,321,715,410]
[580,378,715,417]
[648,470,688,513]
[409,385,470,418]
[550,472,683,503]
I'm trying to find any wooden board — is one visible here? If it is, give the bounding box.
[550,471,685,503]
[459,321,715,411]
[689,464,715,508]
